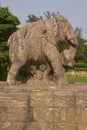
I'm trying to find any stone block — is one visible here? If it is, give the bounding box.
[29,122,53,130]
[0,122,11,130]
[76,108,87,123]
[0,122,30,130]
[0,92,29,107]
[52,123,76,130]
[33,107,67,123]
[37,122,53,130]
[54,90,75,107]
[77,124,87,130]
[6,107,33,122]
[76,91,87,107]
[30,91,53,107]
[33,107,53,122]
[0,107,7,121]
[66,107,75,123]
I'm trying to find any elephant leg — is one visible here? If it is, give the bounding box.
[7,36,28,86]
[7,61,26,86]
[42,40,67,85]
[51,56,67,85]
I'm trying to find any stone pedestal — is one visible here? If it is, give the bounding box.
[0,82,87,130]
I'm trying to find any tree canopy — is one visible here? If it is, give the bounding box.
[26,14,43,23]
[75,28,87,63]
[26,11,59,23]
[0,6,20,42]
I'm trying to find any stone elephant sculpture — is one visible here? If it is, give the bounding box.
[7,15,78,86]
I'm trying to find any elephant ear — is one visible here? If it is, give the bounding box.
[53,15,70,42]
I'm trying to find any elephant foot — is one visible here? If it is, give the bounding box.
[7,75,16,86]
[57,79,68,86]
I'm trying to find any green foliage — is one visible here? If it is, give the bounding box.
[26,11,59,23]
[58,43,69,52]
[26,14,43,23]
[75,27,82,37]
[69,63,87,72]
[73,68,87,72]
[72,63,87,72]
[0,6,20,42]
[75,36,87,63]
[73,63,87,68]
[0,42,10,80]
[17,70,28,83]
[74,27,87,63]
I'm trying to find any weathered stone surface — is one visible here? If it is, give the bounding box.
[0,122,30,130]
[77,124,87,130]
[54,90,75,107]
[76,91,87,107]
[0,92,29,107]
[0,82,87,130]
[6,107,32,122]
[30,91,53,107]
[0,107,7,121]
[53,123,76,130]
[33,107,67,123]
[66,107,75,123]
[7,15,78,86]
[76,108,87,123]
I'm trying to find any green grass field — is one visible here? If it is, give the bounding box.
[67,75,87,83]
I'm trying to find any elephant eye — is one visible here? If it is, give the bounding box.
[43,30,47,35]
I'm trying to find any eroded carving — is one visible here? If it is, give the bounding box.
[7,15,78,86]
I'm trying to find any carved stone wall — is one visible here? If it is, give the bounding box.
[0,82,87,130]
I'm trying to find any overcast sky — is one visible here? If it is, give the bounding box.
[1,0,87,38]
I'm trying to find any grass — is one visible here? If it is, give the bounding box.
[67,75,87,83]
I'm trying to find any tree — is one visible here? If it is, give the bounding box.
[75,27,82,37]
[75,36,87,63]
[0,6,20,42]
[0,6,20,80]
[74,27,87,63]
[43,11,59,19]
[26,11,60,23]
[26,14,43,23]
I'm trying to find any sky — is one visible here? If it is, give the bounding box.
[1,0,87,38]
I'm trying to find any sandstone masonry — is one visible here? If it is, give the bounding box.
[0,82,87,130]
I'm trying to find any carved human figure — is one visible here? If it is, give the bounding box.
[7,15,78,86]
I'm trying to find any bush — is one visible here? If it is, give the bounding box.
[71,63,87,72]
